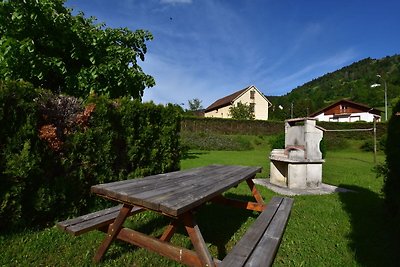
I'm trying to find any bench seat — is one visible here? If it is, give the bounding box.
[56,205,143,236]
[220,196,294,267]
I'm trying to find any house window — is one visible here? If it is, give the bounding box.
[340,104,348,113]
[250,103,255,113]
[250,90,255,99]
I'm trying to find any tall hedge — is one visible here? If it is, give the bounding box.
[181,117,386,139]
[0,81,42,230]
[383,101,400,215]
[0,81,181,230]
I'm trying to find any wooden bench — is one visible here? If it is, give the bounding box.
[220,196,294,267]
[56,205,144,236]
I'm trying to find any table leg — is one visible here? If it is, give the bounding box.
[93,204,132,263]
[182,211,215,267]
[210,195,265,212]
[246,177,265,205]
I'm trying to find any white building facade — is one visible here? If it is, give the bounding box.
[204,85,272,120]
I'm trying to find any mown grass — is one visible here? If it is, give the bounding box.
[1,136,398,266]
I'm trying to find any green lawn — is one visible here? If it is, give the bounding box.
[1,139,398,266]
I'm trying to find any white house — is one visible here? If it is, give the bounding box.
[204,85,272,120]
[310,99,382,122]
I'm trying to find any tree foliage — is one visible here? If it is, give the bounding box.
[0,0,155,99]
[187,98,203,111]
[229,102,255,120]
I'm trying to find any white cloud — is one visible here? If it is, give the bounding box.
[142,53,213,106]
[141,51,253,108]
[141,1,267,106]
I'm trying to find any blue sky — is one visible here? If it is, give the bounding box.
[66,0,400,109]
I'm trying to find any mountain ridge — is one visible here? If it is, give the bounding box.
[268,54,400,120]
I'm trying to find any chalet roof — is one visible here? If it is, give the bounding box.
[205,85,271,112]
[309,99,382,117]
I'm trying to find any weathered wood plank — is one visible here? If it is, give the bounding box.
[162,167,261,216]
[140,165,244,211]
[91,165,222,195]
[219,197,284,267]
[138,165,240,202]
[57,205,122,231]
[157,166,255,209]
[56,205,143,236]
[245,197,294,267]
[93,165,261,217]
[91,165,234,209]
[94,172,198,209]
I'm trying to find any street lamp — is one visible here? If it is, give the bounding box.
[371,74,388,121]
[377,74,388,121]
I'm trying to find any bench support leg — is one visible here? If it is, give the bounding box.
[93,204,132,263]
[182,211,215,267]
[210,177,266,212]
[246,178,265,205]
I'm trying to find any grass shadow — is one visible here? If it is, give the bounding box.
[102,211,171,260]
[181,151,209,160]
[338,184,400,267]
[195,202,256,260]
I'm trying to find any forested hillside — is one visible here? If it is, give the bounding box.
[269,55,400,120]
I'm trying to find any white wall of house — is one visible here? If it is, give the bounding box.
[233,89,269,120]
[205,105,231,119]
[314,112,379,122]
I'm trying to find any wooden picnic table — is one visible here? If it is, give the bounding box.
[90,164,265,266]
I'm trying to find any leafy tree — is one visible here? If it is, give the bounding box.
[229,102,255,120]
[187,98,203,111]
[0,0,155,99]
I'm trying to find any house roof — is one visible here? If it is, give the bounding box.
[205,87,248,112]
[205,85,271,112]
[309,99,382,117]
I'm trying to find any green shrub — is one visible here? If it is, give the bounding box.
[361,135,386,152]
[269,133,285,149]
[323,135,349,150]
[0,81,182,230]
[360,140,374,152]
[0,81,42,229]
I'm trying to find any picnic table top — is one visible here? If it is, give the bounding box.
[91,164,261,217]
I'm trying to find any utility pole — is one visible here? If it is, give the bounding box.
[377,74,388,121]
[384,80,388,121]
[291,102,294,118]
[373,116,377,164]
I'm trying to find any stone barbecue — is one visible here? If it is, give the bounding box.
[269,118,324,189]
